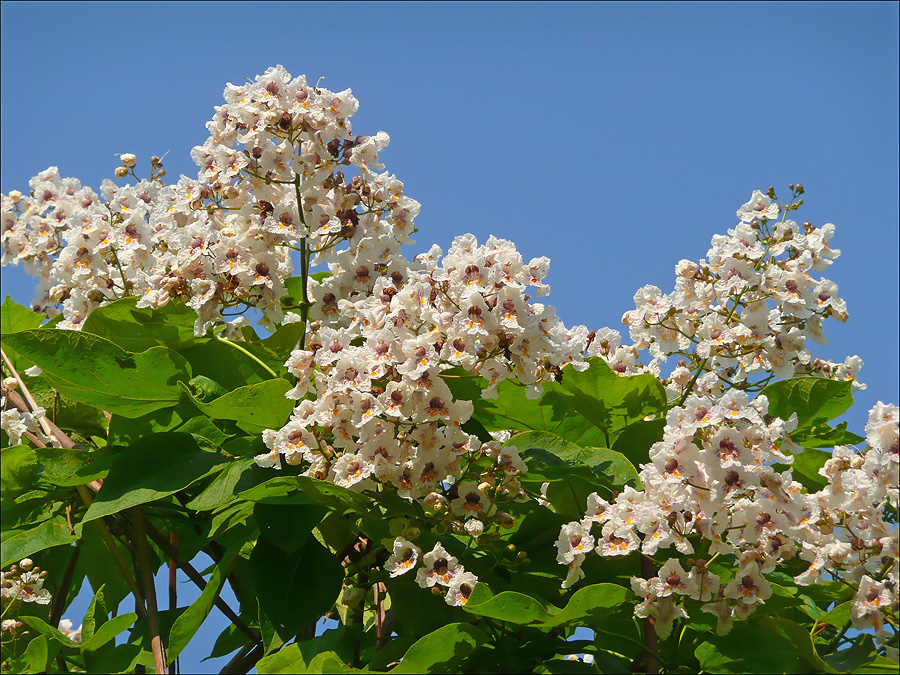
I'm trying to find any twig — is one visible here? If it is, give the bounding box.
[132,506,167,674]
[218,641,264,675]
[142,520,259,644]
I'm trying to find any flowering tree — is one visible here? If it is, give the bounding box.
[1,66,897,675]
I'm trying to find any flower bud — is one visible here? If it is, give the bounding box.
[465,519,484,537]
[8,190,22,203]
[496,511,515,529]
[19,558,33,571]
[114,167,129,178]
[120,153,137,168]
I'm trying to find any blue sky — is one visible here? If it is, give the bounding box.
[2,2,898,671]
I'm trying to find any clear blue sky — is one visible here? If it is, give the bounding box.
[2,2,898,672]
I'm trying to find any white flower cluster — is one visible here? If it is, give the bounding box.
[384,538,479,607]
[0,399,46,446]
[0,559,51,606]
[257,234,589,537]
[556,397,898,640]
[1,66,420,335]
[611,188,863,399]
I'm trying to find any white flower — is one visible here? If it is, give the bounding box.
[444,571,478,606]
[415,543,459,588]
[385,537,421,578]
[58,619,83,643]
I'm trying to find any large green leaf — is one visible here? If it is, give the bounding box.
[391,623,487,674]
[255,503,327,554]
[558,358,667,443]
[1,445,38,497]
[249,536,344,641]
[167,545,239,664]
[442,359,666,449]
[80,613,138,652]
[83,432,225,522]
[176,339,277,392]
[611,417,665,467]
[186,458,255,511]
[464,584,629,628]
[758,617,839,673]
[761,377,861,448]
[81,297,197,351]
[786,448,831,492]
[511,431,640,488]
[240,476,378,515]
[1,515,78,567]
[3,330,190,418]
[180,378,294,432]
[1,296,44,333]
[33,446,112,487]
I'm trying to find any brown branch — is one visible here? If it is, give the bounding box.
[142,520,260,644]
[132,506,167,674]
[218,641,264,675]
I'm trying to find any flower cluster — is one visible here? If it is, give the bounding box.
[2,66,419,335]
[0,559,51,606]
[556,395,898,640]
[257,234,589,539]
[0,399,46,446]
[385,538,479,607]
[612,187,863,400]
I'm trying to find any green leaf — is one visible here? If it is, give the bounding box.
[1,445,38,497]
[3,330,191,418]
[820,601,851,628]
[80,613,137,652]
[464,584,629,628]
[81,584,109,644]
[758,616,838,673]
[81,297,197,351]
[186,458,254,511]
[558,358,667,443]
[1,296,45,333]
[391,623,487,674]
[463,589,557,624]
[33,447,111,487]
[250,536,344,641]
[85,643,145,673]
[17,635,52,673]
[512,431,640,489]
[174,415,232,448]
[177,339,274,392]
[180,378,293,432]
[793,421,865,449]
[611,418,665,467]
[187,375,228,402]
[167,545,239,664]
[1,515,78,567]
[695,619,800,673]
[83,432,225,522]
[451,373,609,448]
[260,321,305,358]
[848,656,900,674]
[761,377,854,430]
[19,615,80,648]
[240,476,377,515]
[256,503,327,554]
[788,448,831,492]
